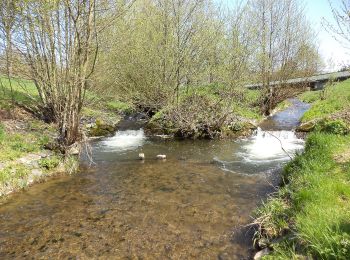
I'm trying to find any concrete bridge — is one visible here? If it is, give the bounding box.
[246,71,350,90]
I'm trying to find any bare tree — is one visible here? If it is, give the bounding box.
[323,0,350,50]
[0,0,18,106]
[247,0,320,114]
[16,0,98,148]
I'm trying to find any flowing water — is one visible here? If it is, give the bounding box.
[0,99,309,259]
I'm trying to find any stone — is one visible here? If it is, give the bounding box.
[254,248,271,260]
[68,146,80,155]
[245,120,258,130]
[31,169,43,177]
[18,154,42,167]
[28,169,43,184]
[139,153,145,160]
[156,154,166,159]
[39,150,53,158]
[89,122,115,137]
[66,142,80,155]
[297,120,317,132]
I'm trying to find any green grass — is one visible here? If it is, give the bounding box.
[106,100,133,114]
[300,79,350,122]
[0,164,30,188]
[0,122,51,162]
[0,76,38,109]
[274,99,292,112]
[256,132,350,259]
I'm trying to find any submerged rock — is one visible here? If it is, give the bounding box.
[139,153,145,160]
[254,248,271,259]
[156,154,166,159]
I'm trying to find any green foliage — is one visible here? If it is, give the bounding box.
[106,101,133,114]
[299,90,321,103]
[315,119,349,135]
[89,119,115,137]
[0,132,40,161]
[256,133,350,258]
[38,156,60,170]
[148,85,262,137]
[0,76,38,108]
[275,100,292,112]
[0,164,30,186]
[0,119,54,163]
[301,79,350,122]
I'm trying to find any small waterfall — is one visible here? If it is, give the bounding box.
[238,127,304,163]
[101,129,145,151]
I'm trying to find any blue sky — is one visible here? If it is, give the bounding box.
[306,0,348,70]
[217,0,349,71]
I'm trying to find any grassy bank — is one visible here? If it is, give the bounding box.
[0,76,126,196]
[255,132,350,258]
[0,117,74,196]
[299,79,350,123]
[255,79,350,258]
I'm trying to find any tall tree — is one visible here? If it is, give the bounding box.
[247,0,320,114]
[17,0,98,148]
[0,0,18,105]
[323,0,350,50]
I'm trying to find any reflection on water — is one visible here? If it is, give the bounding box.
[0,101,308,259]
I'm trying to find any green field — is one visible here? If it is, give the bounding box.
[300,79,350,122]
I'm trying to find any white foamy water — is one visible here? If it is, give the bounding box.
[102,129,146,151]
[238,128,304,163]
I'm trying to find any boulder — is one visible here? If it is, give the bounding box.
[89,118,116,137]
[67,145,80,155]
[297,120,317,132]
[18,154,42,167]
[254,248,271,260]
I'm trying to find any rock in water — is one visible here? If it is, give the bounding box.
[156,154,166,159]
[139,153,145,160]
[297,120,317,132]
[254,248,271,260]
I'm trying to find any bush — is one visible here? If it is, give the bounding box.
[38,156,60,170]
[316,119,349,135]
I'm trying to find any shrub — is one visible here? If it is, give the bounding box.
[39,156,60,170]
[316,119,349,135]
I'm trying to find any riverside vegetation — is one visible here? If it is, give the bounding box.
[0,76,127,196]
[254,79,350,259]
[0,0,350,258]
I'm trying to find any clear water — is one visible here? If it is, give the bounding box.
[0,101,308,259]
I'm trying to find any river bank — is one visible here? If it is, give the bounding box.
[0,99,306,258]
[0,77,124,197]
[253,79,350,259]
[0,109,79,197]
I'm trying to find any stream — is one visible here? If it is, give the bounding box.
[0,99,310,259]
